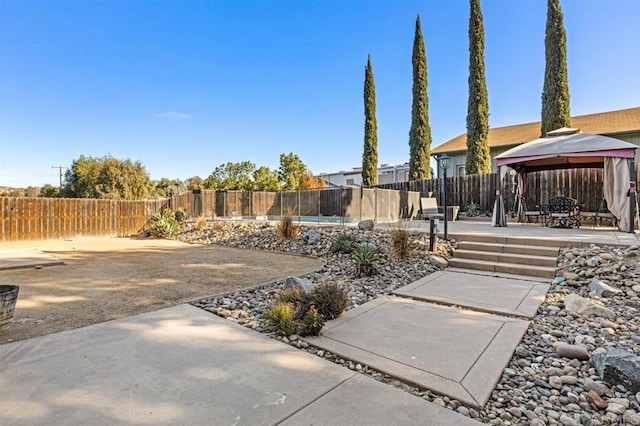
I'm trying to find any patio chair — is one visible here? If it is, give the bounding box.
[595,198,617,227]
[417,197,444,220]
[546,196,581,228]
[523,197,547,225]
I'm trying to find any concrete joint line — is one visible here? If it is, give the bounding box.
[272,373,358,425]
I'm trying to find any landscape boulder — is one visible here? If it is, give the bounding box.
[591,348,640,393]
[358,219,375,231]
[553,342,590,360]
[303,229,321,245]
[283,276,316,293]
[563,293,616,320]
[429,255,448,269]
[588,279,622,298]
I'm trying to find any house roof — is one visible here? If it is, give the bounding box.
[431,106,640,155]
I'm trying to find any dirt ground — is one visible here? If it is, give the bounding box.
[0,237,323,344]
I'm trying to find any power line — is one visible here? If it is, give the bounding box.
[51,166,67,188]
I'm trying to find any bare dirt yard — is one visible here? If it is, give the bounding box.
[0,237,323,344]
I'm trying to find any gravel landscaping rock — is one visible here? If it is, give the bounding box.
[179,222,640,425]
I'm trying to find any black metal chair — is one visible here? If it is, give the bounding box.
[523,197,547,225]
[546,197,581,228]
[595,198,617,227]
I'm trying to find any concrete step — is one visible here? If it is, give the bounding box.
[448,258,556,278]
[454,249,558,267]
[449,233,567,248]
[457,241,560,257]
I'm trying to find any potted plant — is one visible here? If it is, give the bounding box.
[0,285,20,327]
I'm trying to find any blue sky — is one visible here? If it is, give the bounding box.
[1,0,639,188]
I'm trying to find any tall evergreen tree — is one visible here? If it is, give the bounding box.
[362,55,378,187]
[408,15,432,181]
[541,0,570,136]
[466,0,491,175]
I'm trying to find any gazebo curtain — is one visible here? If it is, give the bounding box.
[491,166,508,227]
[516,172,526,222]
[604,157,631,232]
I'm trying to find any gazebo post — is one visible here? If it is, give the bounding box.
[629,159,636,233]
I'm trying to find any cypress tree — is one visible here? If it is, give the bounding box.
[408,15,432,181]
[466,0,491,175]
[362,55,378,187]
[541,0,570,136]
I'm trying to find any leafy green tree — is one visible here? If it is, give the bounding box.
[185,176,204,190]
[40,184,61,198]
[466,0,491,175]
[279,153,308,190]
[155,178,186,197]
[362,55,378,187]
[62,155,153,200]
[204,161,256,191]
[408,15,432,181]
[541,0,570,136]
[253,166,282,191]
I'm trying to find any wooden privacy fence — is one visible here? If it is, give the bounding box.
[1,188,420,242]
[378,167,640,215]
[378,175,496,215]
[1,198,168,242]
[169,188,421,223]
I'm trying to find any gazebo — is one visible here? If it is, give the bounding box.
[491,128,637,232]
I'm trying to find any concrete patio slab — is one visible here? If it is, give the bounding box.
[0,304,478,425]
[390,219,639,248]
[0,248,63,270]
[307,296,530,408]
[281,374,480,426]
[394,270,550,318]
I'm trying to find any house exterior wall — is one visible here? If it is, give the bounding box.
[319,164,410,187]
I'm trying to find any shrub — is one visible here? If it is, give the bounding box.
[274,286,312,320]
[265,302,296,336]
[298,305,325,337]
[195,216,207,230]
[150,209,179,238]
[353,245,379,277]
[330,232,358,254]
[466,201,480,217]
[175,207,190,223]
[389,225,412,260]
[278,215,298,240]
[312,282,349,320]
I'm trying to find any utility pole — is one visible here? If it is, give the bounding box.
[51,166,67,188]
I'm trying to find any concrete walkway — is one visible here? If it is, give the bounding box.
[0,248,63,270]
[394,270,549,318]
[0,304,479,425]
[307,296,530,408]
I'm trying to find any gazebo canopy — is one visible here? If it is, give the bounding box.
[495,128,637,172]
[491,128,638,232]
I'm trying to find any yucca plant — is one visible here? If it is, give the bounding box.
[174,207,190,223]
[466,201,480,217]
[278,215,298,240]
[330,232,358,254]
[352,245,379,277]
[312,282,349,320]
